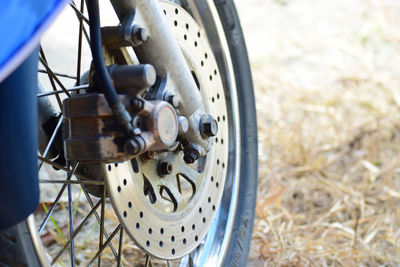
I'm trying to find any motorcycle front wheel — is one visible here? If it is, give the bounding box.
[0,1,257,266]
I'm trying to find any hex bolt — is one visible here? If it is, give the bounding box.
[183,145,200,164]
[199,115,218,138]
[167,94,179,108]
[131,26,148,45]
[178,116,189,134]
[124,139,140,155]
[158,161,173,177]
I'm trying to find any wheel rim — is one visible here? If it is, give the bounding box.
[32,0,241,265]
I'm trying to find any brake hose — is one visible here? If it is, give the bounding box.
[87,0,134,135]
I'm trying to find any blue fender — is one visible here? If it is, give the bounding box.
[0,50,39,230]
[0,0,67,230]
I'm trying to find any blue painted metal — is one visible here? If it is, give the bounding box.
[0,49,39,230]
[0,0,67,82]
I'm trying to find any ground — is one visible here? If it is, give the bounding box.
[235,0,400,265]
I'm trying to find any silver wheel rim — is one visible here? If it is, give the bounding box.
[30,0,241,265]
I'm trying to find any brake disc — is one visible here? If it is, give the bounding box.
[104,2,229,260]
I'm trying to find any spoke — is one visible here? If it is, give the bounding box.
[37,84,89,97]
[51,199,102,264]
[39,57,72,98]
[76,0,85,86]
[38,163,79,234]
[145,255,153,267]
[39,115,64,171]
[87,224,122,266]
[38,156,68,171]
[39,47,63,110]
[38,156,94,182]
[71,0,91,45]
[38,69,77,80]
[116,227,124,267]
[98,185,106,267]
[83,191,119,260]
[70,2,90,25]
[39,179,104,185]
[189,253,194,267]
[67,163,76,267]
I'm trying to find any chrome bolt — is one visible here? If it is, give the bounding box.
[158,161,173,177]
[167,95,179,108]
[131,26,148,45]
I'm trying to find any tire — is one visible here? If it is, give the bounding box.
[0,219,41,267]
[0,1,257,266]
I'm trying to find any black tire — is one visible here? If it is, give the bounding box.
[215,1,258,266]
[0,1,257,266]
[0,219,41,267]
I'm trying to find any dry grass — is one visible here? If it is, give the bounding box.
[235,0,400,266]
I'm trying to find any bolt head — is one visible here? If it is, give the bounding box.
[183,149,199,164]
[158,161,173,177]
[137,28,148,42]
[178,116,189,134]
[124,139,140,155]
[131,26,148,45]
[200,115,218,138]
[167,95,179,108]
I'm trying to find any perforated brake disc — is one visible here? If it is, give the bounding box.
[104,2,229,260]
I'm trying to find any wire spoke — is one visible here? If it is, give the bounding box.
[71,0,91,45]
[38,163,79,234]
[145,255,153,267]
[51,199,102,264]
[38,69,77,80]
[70,2,90,25]
[38,156,95,182]
[37,84,89,98]
[40,47,63,109]
[83,191,119,260]
[39,179,104,185]
[67,162,76,267]
[87,224,122,266]
[116,227,124,267]
[98,185,106,267]
[76,0,85,86]
[39,57,72,98]
[38,115,64,171]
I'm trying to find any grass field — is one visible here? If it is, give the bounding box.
[235,0,400,265]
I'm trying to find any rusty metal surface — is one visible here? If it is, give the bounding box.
[63,93,133,162]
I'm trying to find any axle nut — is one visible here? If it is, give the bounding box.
[199,115,218,138]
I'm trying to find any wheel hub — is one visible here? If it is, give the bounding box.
[104,2,229,260]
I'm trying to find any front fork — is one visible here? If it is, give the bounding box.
[110,0,213,157]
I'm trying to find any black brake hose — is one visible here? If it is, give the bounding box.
[86,0,134,135]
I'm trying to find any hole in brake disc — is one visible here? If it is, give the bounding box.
[143,174,157,204]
